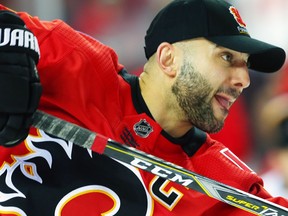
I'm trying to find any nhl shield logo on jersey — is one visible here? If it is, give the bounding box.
[133,119,153,138]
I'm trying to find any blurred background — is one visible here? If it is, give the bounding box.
[1,0,288,197]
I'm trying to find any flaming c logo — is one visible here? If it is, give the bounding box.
[0,129,154,215]
[229,6,246,28]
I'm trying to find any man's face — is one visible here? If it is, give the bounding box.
[171,39,250,133]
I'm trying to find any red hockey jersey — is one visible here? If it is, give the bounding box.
[0,5,287,216]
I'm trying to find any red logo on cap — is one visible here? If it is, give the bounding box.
[229,6,246,28]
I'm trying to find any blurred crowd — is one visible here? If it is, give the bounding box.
[1,0,288,198]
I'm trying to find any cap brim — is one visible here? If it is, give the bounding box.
[207,35,286,73]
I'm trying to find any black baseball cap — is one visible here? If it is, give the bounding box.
[144,0,286,73]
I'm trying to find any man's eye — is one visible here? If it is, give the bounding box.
[222,53,233,62]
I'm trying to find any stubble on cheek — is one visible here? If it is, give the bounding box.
[171,63,224,133]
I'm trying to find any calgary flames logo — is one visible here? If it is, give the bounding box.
[229,6,249,35]
[0,128,153,216]
[229,6,246,28]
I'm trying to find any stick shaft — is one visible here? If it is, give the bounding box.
[32,110,288,216]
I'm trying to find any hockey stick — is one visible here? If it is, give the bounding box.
[32,110,288,216]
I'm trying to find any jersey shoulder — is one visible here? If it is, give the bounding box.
[193,135,261,191]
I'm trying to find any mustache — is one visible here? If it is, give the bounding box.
[217,87,241,99]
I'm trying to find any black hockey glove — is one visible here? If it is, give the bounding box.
[0,11,41,147]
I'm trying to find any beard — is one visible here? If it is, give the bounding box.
[171,60,233,133]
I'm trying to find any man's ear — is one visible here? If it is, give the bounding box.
[156,42,177,77]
